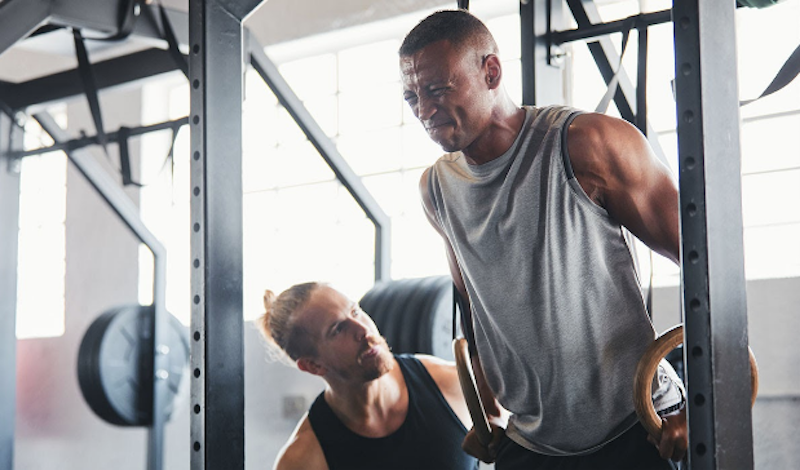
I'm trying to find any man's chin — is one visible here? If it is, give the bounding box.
[362,351,393,381]
[436,140,461,153]
[426,129,460,153]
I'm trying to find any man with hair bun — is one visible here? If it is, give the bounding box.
[257,281,482,470]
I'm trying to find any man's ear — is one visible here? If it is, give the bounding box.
[484,54,502,90]
[297,357,326,377]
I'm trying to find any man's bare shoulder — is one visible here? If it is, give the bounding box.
[414,355,460,399]
[566,112,651,204]
[414,354,472,428]
[419,167,445,233]
[567,112,647,168]
[415,353,455,372]
[419,167,432,196]
[274,414,328,470]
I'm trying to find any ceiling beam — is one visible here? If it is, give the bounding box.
[0,48,184,111]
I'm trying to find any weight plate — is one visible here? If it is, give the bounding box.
[77,304,189,426]
[359,276,455,360]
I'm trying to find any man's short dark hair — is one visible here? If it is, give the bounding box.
[399,9,496,57]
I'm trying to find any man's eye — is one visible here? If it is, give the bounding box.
[404,95,418,104]
[430,87,447,97]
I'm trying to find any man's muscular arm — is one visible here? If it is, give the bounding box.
[274,415,328,470]
[567,113,680,263]
[567,113,687,462]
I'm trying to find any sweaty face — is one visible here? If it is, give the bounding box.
[400,40,493,153]
[297,286,393,382]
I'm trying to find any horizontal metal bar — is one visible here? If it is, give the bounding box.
[9,116,187,159]
[1,48,184,111]
[552,9,672,45]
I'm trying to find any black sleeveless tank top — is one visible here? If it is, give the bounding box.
[307,354,478,470]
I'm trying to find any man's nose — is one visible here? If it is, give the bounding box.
[416,96,436,122]
[350,319,369,342]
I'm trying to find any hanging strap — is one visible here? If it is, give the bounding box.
[457,0,470,10]
[741,43,800,106]
[162,125,180,174]
[595,17,635,113]
[117,127,142,187]
[73,29,108,155]
[452,284,459,342]
[157,123,182,189]
[108,0,141,41]
[635,25,648,134]
[157,1,189,78]
[452,283,478,352]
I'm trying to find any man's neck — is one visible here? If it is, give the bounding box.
[463,101,526,166]
[324,357,408,438]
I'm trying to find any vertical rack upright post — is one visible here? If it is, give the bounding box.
[672,0,754,468]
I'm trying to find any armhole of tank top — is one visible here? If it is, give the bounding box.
[425,166,447,231]
[559,112,612,219]
[560,111,580,180]
[306,392,328,433]
[401,355,470,433]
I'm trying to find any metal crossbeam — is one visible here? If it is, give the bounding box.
[1,48,185,111]
[551,9,671,45]
[9,116,187,159]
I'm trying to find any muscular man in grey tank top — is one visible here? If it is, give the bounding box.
[400,10,687,470]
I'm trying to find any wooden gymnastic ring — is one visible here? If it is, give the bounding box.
[453,338,492,446]
[633,324,759,440]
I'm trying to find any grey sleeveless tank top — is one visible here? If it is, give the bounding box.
[426,105,659,455]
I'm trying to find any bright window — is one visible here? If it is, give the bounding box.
[16,108,68,339]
